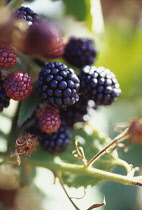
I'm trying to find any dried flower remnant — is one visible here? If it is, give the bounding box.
[9,133,38,165]
[114,118,142,144]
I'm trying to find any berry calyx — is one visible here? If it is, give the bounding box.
[4,71,33,101]
[0,42,17,70]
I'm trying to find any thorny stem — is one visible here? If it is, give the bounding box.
[86,128,130,167]
[1,152,142,187]
[25,158,142,187]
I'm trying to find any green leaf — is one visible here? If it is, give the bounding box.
[62,0,87,21]
[18,83,40,126]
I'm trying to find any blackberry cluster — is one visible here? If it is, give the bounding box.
[64,37,97,68]
[13,6,40,25]
[0,2,122,157]
[0,73,10,112]
[38,62,80,109]
[78,65,121,106]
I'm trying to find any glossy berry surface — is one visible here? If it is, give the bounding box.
[64,37,97,68]
[38,122,72,154]
[78,65,121,105]
[4,71,33,101]
[0,73,10,112]
[36,106,61,133]
[13,6,40,25]
[0,43,17,70]
[38,62,80,109]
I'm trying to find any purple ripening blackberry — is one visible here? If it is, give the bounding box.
[0,72,10,112]
[78,65,121,106]
[13,6,40,25]
[38,62,80,109]
[63,37,97,68]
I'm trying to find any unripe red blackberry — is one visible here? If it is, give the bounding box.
[4,71,33,101]
[78,65,121,106]
[36,106,61,134]
[0,42,17,70]
[38,62,80,109]
[13,6,40,25]
[0,72,10,112]
[64,37,97,68]
[38,122,72,154]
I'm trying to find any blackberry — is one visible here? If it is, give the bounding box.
[4,71,33,101]
[13,6,40,25]
[78,65,121,106]
[36,106,61,134]
[0,42,17,70]
[61,96,94,127]
[38,62,80,109]
[0,73,10,112]
[64,37,97,68]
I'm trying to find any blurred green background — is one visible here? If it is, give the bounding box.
[1,0,142,209]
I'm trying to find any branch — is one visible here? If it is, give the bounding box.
[26,158,142,187]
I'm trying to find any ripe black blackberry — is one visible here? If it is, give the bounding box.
[64,37,97,68]
[38,62,80,109]
[78,65,121,106]
[0,73,10,112]
[61,96,95,127]
[13,6,40,25]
